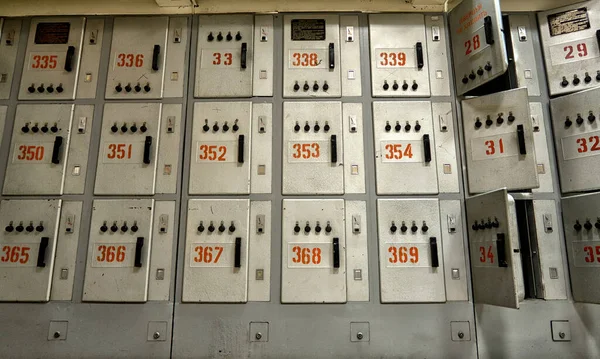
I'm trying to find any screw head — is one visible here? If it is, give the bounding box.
[53,331,61,338]
[255,332,262,340]
[356,332,364,340]
[559,331,565,339]
[153,331,160,339]
[458,331,464,339]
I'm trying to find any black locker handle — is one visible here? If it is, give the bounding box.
[152,45,161,71]
[597,30,600,48]
[416,42,424,69]
[238,135,245,164]
[484,16,494,45]
[37,237,49,268]
[64,46,75,72]
[143,136,152,165]
[134,237,144,268]
[241,43,247,69]
[496,233,508,268]
[423,134,432,163]
[333,237,340,269]
[517,124,526,155]
[234,237,242,268]
[51,136,63,165]
[330,135,338,163]
[328,42,335,69]
[430,237,439,268]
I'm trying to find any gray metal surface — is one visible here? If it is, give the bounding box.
[0,19,21,100]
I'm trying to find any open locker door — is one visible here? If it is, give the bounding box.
[562,192,600,304]
[448,0,509,96]
[466,188,524,308]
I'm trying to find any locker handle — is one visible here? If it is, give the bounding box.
[333,238,340,268]
[517,124,526,155]
[143,136,152,165]
[241,42,247,69]
[37,237,49,268]
[134,237,144,268]
[234,237,242,268]
[423,134,432,163]
[416,42,424,69]
[496,233,508,268]
[597,30,600,48]
[51,136,63,165]
[330,135,338,163]
[152,45,161,71]
[484,16,494,45]
[237,135,245,164]
[328,42,335,69]
[64,46,75,72]
[429,237,439,268]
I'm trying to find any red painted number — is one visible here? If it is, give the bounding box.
[479,245,494,264]
[116,53,144,68]
[0,246,31,264]
[465,34,481,56]
[17,145,45,161]
[576,136,600,153]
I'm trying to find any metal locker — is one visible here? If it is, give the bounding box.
[377,199,445,303]
[530,103,554,194]
[508,15,541,97]
[466,189,525,309]
[0,19,21,100]
[461,88,539,193]
[373,101,438,194]
[283,14,342,98]
[19,17,85,100]
[105,17,169,99]
[0,199,61,302]
[282,101,344,194]
[82,199,154,302]
[550,86,600,193]
[94,103,161,195]
[195,15,255,98]
[3,104,93,195]
[182,199,250,303]
[448,0,509,95]
[189,102,252,194]
[538,1,600,96]
[562,192,600,304]
[282,199,346,303]
[369,14,431,97]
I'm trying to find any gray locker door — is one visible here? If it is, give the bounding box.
[448,0,508,95]
[562,193,600,304]
[550,87,600,193]
[466,189,524,309]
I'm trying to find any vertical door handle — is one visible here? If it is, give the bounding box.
[416,42,424,69]
[484,16,494,45]
[423,134,432,163]
[51,136,63,164]
[596,30,600,48]
[330,135,338,163]
[134,237,144,268]
[37,237,49,268]
[64,46,75,72]
[241,42,247,69]
[430,237,439,268]
[333,238,340,268]
[329,42,335,69]
[152,45,161,71]
[517,124,526,155]
[238,135,245,164]
[143,136,152,164]
[234,237,242,268]
[496,233,508,268]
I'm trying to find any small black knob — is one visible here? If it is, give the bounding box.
[390,223,397,233]
[208,223,215,233]
[462,76,469,84]
[207,32,214,41]
[121,124,128,133]
[28,85,35,93]
[315,224,322,233]
[218,223,226,233]
[26,224,34,232]
[110,224,118,232]
[304,123,310,132]
[576,115,584,125]
[404,123,411,132]
[37,85,45,93]
[115,83,123,92]
[313,83,319,91]
[226,32,232,41]
[41,125,48,133]
[131,224,138,233]
[15,224,24,233]
[130,124,137,133]
[217,32,223,41]
[422,224,428,233]
[322,82,329,91]
[585,73,592,83]
[584,221,593,231]
[485,63,492,71]
[36,224,44,232]
[565,117,572,128]
[325,224,332,233]
[411,224,418,233]
[294,123,300,132]
[213,123,219,132]
[485,220,492,229]
[414,123,421,132]
[573,76,580,85]
[486,117,493,126]
[111,124,118,133]
[235,31,242,41]
[125,84,132,92]
[497,116,504,125]
[383,82,389,91]
[134,84,142,93]
[477,67,484,76]
[56,85,63,93]
[232,122,239,132]
[197,223,205,232]
[5,224,14,232]
[394,122,401,132]
[402,82,409,91]
[203,123,210,132]
[588,113,596,123]
[561,78,569,87]
[294,224,301,233]
[400,223,407,233]
[412,82,418,91]
[223,123,230,132]
[478,222,485,230]
[314,123,320,132]
[293,82,300,92]
[595,219,600,230]
[385,123,391,132]
[324,123,330,132]
[303,82,309,91]
[229,223,236,232]
[475,119,482,128]
[574,221,582,231]
[121,224,128,232]
[32,125,39,133]
[304,224,311,233]
[51,125,58,133]
[472,223,478,231]
[100,224,108,232]
[469,72,476,80]
[140,124,147,133]
[508,114,515,123]
[46,85,54,93]
[492,219,499,228]
[392,82,399,91]
[22,124,29,133]
[144,84,151,92]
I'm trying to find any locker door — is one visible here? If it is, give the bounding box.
[538,1,600,96]
[0,19,21,100]
[373,101,438,194]
[562,193,600,304]
[94,103,161,195]
[189,102,251,194]
[182,199,250,303]
[0,200,61,302]
[82,199,153,302]
[106,17,169,99]
[466,189,524,309]
[19,17,85,100]
[369,14,430,97]
[550,87,600,193]
[461,88,538,193]
[3,105,73,195]
[377,199,445,303]
[195,15,254,98]
[283,15,341,98]
[282,199,346,303]
[448,0,508,95]
[282,102,343,194]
